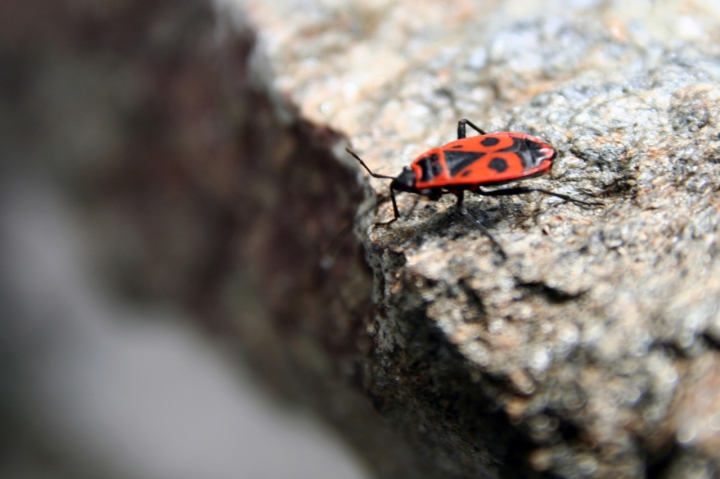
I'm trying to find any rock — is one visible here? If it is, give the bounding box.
[237,1,720,477]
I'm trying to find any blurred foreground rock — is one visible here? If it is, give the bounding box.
[5,0,720,478]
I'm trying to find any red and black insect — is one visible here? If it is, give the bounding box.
[346,119,600,258]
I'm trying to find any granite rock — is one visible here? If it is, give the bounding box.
[239,0,720,477]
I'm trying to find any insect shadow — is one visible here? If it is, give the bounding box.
[374,194,516,257]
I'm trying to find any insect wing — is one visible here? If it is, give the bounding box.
[442,134,553,186]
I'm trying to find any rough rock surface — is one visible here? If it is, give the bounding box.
[6,0,720,478]
[238,1,720,478]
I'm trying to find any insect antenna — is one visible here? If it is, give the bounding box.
[345,148,396,180]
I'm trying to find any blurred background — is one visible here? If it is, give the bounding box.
[0,0,368,478]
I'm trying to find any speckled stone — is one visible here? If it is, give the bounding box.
[235,0,720,478]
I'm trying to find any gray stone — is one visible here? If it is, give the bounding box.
[236,0,720,477]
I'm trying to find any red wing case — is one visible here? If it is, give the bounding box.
[413,132,555,189]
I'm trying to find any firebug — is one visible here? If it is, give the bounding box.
[346,119,601,258]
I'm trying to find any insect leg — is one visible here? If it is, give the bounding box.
[457,119,487,139]
[389,186,400,221]
[406,195,422,216]
[455,190,507,260]
[368,186,402,227]
[475,186,603,207]
[346,147,402,225]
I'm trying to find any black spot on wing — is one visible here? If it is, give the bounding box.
[499,138,522,154]
[488,157,508,172]
[517,148,534,170]
[431,157,443,176]
[480,136,500,147]
[500,137,551,169]
[527,139,554,165]
[444,150,485,176]
[419,153,442,181]
[419,158,432,181]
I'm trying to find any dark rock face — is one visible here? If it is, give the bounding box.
[6,0,720,478]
